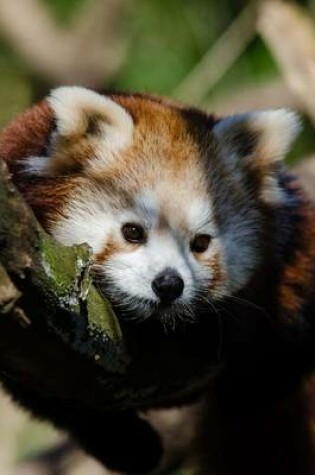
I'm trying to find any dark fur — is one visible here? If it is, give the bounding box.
[1,93,315,474]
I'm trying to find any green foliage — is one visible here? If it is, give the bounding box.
[0,67,30,128]
[115,0,219,94]
[42,0,87,23]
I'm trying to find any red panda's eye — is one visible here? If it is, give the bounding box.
[190,234,212,253]
[122,223,146,243]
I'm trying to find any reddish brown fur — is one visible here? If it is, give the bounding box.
[278,203,315,324]
[3,92,315,474]
[92,95,206,190]
[0,101,94,229]
[1,93,315,327]
[206,253,226,293]
[0,100,53,165]
[94,235,141,263]
[49,134,96,175]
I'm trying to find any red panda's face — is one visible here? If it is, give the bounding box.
[2,87,300,324]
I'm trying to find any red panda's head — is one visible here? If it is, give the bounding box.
[0,86,300,325]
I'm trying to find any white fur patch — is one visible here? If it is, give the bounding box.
[134,191,160,228]
[185,198,217,235]
[24,87,134,177]
[246,109,301,161]
[106,232,196,304]
[50,187,116,254]
[49,87,133,142]
[49,86,133,171]
[49,180,229,320]
[22,155,50,175]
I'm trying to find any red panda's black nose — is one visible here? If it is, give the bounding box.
[152,268,184,303]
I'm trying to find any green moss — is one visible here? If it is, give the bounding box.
[42,0,87,24]
[39,233,89,309]
[39,231,121,343]
[87,285,122,342]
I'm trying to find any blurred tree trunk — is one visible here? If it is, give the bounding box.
[0,0,131,99]
[0,157,128,400]
[258,0,315,126]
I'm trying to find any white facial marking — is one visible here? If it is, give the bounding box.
[45,107,300,319]
[106,232,195,303]
[186,198,216,236]
[51,187,115,254]
[102,191,199,303]
[134,192,160,227]
[49,183,230,320]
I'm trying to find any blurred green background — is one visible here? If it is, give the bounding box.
[0,1,276,117]
[0,0,314,165]
[1,0,315,474]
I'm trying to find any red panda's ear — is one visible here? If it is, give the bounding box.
[212,109,301,204]
[26,86,134,176]
[213,109,300,165]
[48,86,133,141]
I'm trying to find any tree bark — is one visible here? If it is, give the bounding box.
[0,158,125,369]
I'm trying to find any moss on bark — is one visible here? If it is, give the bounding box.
[0,159,124,370]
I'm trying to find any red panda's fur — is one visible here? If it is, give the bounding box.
[1,88,315,474]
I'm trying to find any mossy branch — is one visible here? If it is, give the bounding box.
[0,158,218,411]
[0,158,125,373]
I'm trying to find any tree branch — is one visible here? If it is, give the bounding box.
[258,0,315,126]
[206,80,297,115]
[0,157,218,414]
[0,158,125,372]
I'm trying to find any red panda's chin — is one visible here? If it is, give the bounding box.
[115,297,199,328]
[96,281,196,326]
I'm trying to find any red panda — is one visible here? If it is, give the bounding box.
[1,86,315,474]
